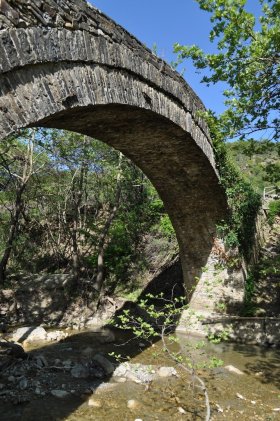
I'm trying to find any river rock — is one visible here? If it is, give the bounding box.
[224,365,244,375]
[63,359,73,369]
[18,377,28,390]
[127,399,140,409]
[0,341,26,359]
[113,362,178,382]
[0,321,7,333]
[12,326,47,343]
[88,362,105,379]
[114,363,155,383]
[82,346,94,357]
[157,366,177,377]
[94,383,118,394]
[34,355,48,368]
[92,354,114,375]
[71,364,89,379]
[98,328,116,344]
[51,390,70,398]
[114,376,126,383]
[46,330,67,341]
[88,398,102,408]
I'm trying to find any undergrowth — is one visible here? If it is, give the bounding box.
[207,112,261,260]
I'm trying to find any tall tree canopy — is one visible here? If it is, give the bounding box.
[0,129,176,289]
[174,0,280,142]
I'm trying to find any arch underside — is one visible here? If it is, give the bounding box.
[0,12,228,293]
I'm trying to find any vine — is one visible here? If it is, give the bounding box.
[207,112,261,260]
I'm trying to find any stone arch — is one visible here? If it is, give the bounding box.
[0,0,228,294]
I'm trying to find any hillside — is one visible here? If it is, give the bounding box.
[226,140,280,193]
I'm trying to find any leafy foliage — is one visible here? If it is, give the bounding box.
[0,129,176,292]
[226,140,280,192]
[207,114,261,258]
[109,293,226,421]
[174,0,280,141]
[268,199,280,224]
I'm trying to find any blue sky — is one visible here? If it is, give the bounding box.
[89,0,261,115]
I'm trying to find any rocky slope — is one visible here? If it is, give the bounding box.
[251,215,280,317]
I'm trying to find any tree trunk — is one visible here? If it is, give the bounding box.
[94,153,123,293]
[0,130,35,285]
[0,185,25,284]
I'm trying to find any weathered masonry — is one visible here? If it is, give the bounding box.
[0,0,229,300]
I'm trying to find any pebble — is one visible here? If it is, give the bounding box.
[127,399,140,409]
[224,365,244,375]
[178,407,186,414]
[51,390,69,398]
[63,359,72,369]
[71,364,89,379]
[19,378,28,390]
[82,346,94,357]
[88,398,102,408]
[236,393,246,400]
[255,371,263,377]
[215,403,224,413]
[35,355,48,368]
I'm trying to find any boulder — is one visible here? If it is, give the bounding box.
[11,326,47,343]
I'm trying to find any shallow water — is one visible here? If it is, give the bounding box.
[1,329,280,421]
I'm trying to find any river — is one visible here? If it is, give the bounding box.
[1,328,280,421]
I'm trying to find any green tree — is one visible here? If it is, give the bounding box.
[0,129,46,283]
[174,0,280,141]
[0,128,173,296]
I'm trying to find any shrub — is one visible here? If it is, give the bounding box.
[267,199,280,225]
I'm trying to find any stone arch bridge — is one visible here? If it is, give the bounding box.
[0,0,231,304]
